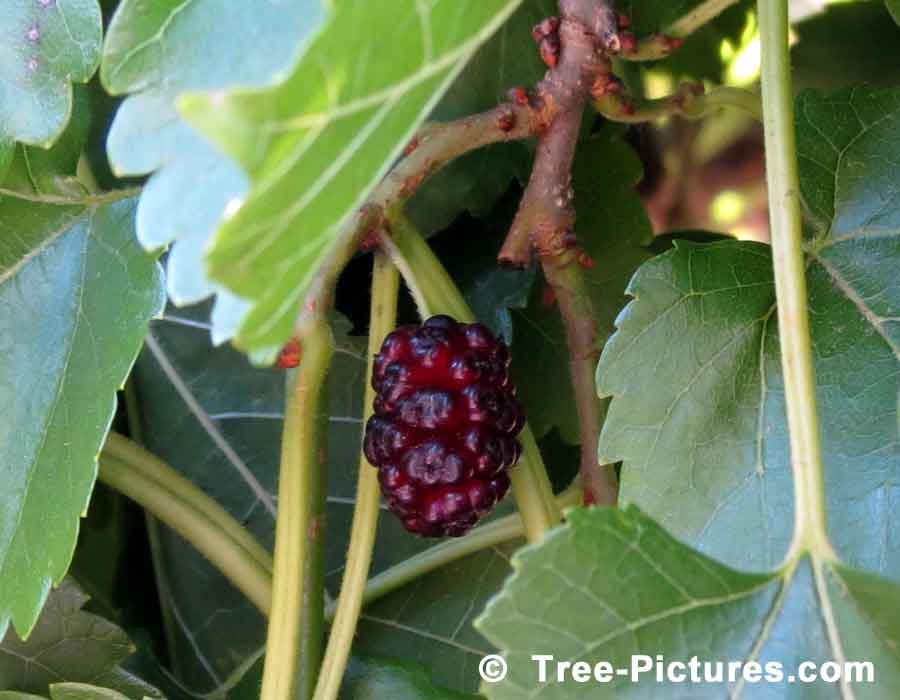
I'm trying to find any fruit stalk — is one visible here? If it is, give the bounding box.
[312,253,399,700]
[100,431,580,627]
[333,480,582,615]
[261,319,333,700]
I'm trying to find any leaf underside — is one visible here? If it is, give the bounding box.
[99,0,325,338]
[0,0,102,162]
[596,87,900,577]
[477,506,900,699]
[180,0,526,355]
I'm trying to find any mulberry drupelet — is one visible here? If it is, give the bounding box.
[363,315,525,537]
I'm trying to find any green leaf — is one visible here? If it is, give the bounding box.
[886,0,900,25]
[597,86,900,575]
[511,126,653,443]
[206,651,478,700]
[793,3,900,93]
[796,86,900,236]
[433,200,537,343]
[0,0,101,161]
[0,579,162,699]
[0,196,164,637]
[597,236,899,575]
[353,542,520,692]
[127,305,284,691]
[477,506,900,698]
[68,481,144,625]
[1,86,92,197]
[179,0,525,354]
[49,685,131,700]
[99,0,325,333]
[342,656,479,699]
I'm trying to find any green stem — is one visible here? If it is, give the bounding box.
[0,186,141,206]
[622,0,743,60]
[261,320,333,700]
[595,85,762,123]
[100,433,273,613]
[757,1,829,556]
[121,379,182,676]
[104,425,580,625]
[313,254,399,700]
[669,0,742,37]
[382,214,562,542]
[330,481,584,618]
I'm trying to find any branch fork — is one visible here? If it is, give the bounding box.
[496,0,621,505]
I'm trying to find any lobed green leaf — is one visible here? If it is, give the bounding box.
[406,0,554,237]
[179,0,525,355]
[99,0,325,337]
[0,0,101,165]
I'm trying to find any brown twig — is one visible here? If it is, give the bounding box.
[499,0,620,506]
[498,1,618,265]
[292,101,551,339]
[543,258,619,506]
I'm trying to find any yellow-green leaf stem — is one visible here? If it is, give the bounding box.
[382,215,562,542]
[333,481,584,617]
[261,320,333,700]
[99,433,273,614]
[100,434,580,629]
[312,254,399,700]
[595,85,762,123]
[757,0,831,558]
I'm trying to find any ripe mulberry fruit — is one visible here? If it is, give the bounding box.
[364,315,525,537]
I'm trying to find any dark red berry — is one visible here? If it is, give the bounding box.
[364,315,524,537]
